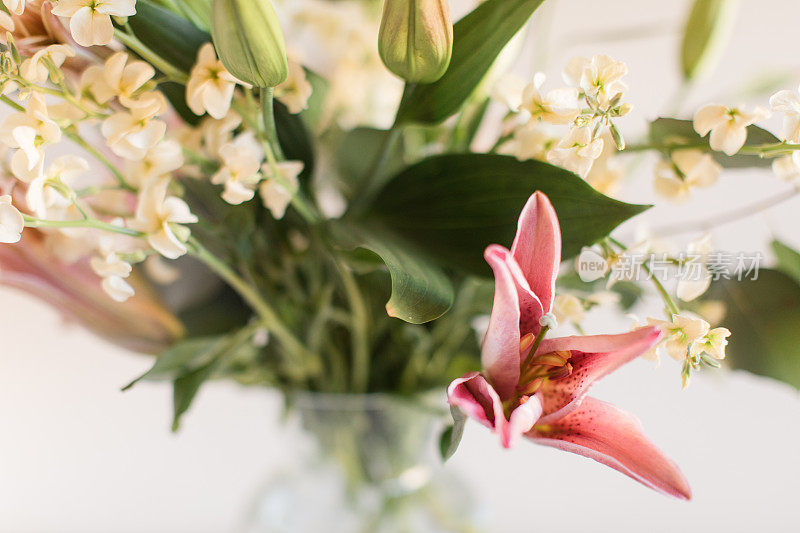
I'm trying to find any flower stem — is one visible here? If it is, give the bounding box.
[188,237,322,377]
[335,257,371,392]
[22,215,144,237]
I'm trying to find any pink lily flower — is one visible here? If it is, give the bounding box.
[447,192,691,500]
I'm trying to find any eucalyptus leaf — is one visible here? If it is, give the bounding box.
[369,154,649,275]
[681,0,739,81]
[705,269,800,388]
[649,118,779,168]
[396,0,545,125]
[771,239,800,285]
[333,224,454,324]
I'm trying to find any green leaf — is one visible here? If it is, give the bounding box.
[128,0,210,74]
[333,224,454,324]
[172,359,217,431]
[681,0,739,81]
[771,240,800,285]
[439,406,467,461]
[369,154,649,276]
[649,118,779,168]
[705,269,800,388]
[337,128,406,197]
[395,0,545,125]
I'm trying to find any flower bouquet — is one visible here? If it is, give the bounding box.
[3,0,800,530]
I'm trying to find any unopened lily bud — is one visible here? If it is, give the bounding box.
[378,0,453,84]
[210,0,288,87]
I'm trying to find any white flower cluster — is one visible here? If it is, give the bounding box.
[496,54,632,195]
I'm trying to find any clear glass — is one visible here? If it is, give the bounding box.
[243,392,485,533]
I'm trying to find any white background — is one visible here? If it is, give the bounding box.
[3,0,800,531]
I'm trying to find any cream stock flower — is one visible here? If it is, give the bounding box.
[275,58,313,114]
[19,44,75,83]
[772,153,800,181]
[520,72,579,124]
[3,0,26,15]
[509,123,558,161]
[693,104,769,156]
[553,293,585,324]
[647,314,710,362]
[90,241,134,302]
[690,327,730,360]
[127,140,184,187]
[654,149,722,202]
[211,133,263,205]
[769,86,800,143]
[259,160,304,219]
[676,235,714,302]
[563,54,628,109]
[25,154,88,217]
[87,52,155,108]
[546,126,603,177]
[0,194,24,243]
[186,43,240,120]
[50,0,136,47]
[133,176,198,259]
[0,93,61,182]
[101,93,167,160]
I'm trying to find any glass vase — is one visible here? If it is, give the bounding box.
[243,392,484,533]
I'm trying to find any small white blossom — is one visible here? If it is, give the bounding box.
[26,155,88,217]
[133,176,198,259]
[676,235,714,302]
[654,149,722,202]
[691,327,731,360]
[0,93,62,182]
[647,314,710,362]
[508,123,558,161]
[772,153,800,181]
[0,194,24,243]
[546,126,603,177]
[769,86,800,143]
[51,0,137,47]
[553,294,585,324]
[693,104,769,156]
[275,58,313,115]
[563,54,628,109]
[3,0,26,15]
[87,52,156,108]
[520,72,579,125]
[186,43,241,120]
[127,140,184,187]
[101,93,168,160]
[259,160,304,219]
[19,44,75,84]
[211,133,263,205]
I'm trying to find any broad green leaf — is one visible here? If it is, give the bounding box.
[333,224,454,324]
[124,336,223,390]
[649,118,779,168]
[369,154,649,276]
[148,0,212,30]
[337,128,406,197]
[681,0,739,81]
[128,0,210,74]
[172,359,217,430]
[439,406,467,461]
[705,269,800,388]
[395,0,545,125]
[771,239,800,285]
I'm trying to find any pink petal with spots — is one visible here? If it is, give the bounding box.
[510,192,561,315]
[527,397,692,500]
[447,372,505,431]
[536,326,663,425]
[482,245,544,398]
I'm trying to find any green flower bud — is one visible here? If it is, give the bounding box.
[210,0,289,88]
[378,0,453,84]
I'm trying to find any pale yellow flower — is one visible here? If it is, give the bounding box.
[769,86,800,143]
[19,44,75,84]
[546,126,603,177]
[259,160,304,219]
[563,54,628,109]
[691,327,731,360]
[101,92,167,160]
[211,133,263,205]
[0,194,24,243]
[647,314,710,362]
[26,155,88,217]
[0,93,61,182]
[126,140,184,187]
[88,52,156,108]
[186,43,240,120]
[3,0,26,15]
[553,294,585,324]
[133,176,198,259]
[654,149,721,202]
[693,104,769,156]
[520,72,579,125]
[772,153,800,181]
[275,58,313,114]
[509,123,558,161]
[51,0,136,47]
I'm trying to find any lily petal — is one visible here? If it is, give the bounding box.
[510,192,561,314]
[536,326,663,424]
[528,397,692,500]
[447,372,505,431]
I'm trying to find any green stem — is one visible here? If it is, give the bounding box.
[23,215,144,237]
[335,258,371,392]
[64,129,135,191]
[188,237,322,377]
[625,140,800,159]
[260,88,284,159]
